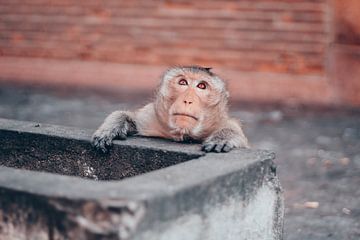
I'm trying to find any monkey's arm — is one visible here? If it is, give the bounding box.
[92,111,137,152]
[202,118,249,153]
[92,104,165,152]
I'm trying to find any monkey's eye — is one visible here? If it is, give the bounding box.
[197,82,207,90]
[178,79,188,86]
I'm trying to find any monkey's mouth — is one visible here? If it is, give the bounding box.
[172,113,198,121]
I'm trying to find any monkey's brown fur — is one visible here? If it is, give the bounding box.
[92,66,249,153]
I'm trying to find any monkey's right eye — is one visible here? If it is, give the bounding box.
[178,79,188,86]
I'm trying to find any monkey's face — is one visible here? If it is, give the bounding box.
[157,67,228,139]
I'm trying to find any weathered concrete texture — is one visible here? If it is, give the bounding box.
[0,118,283,240]
[0,118,202,180]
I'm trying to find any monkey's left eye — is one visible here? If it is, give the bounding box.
[178,79,188,85]
[197,82,207,90]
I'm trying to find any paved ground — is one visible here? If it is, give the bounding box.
[0,84,359,240]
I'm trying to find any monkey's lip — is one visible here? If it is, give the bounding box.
[172,113,198,121]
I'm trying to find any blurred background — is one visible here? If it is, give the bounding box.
[0,0,359,106]
[0,1,359,240]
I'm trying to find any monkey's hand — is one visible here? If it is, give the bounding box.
[202,127,249,153]
[92,111,137,152]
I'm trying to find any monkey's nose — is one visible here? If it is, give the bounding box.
[184,100,193,105]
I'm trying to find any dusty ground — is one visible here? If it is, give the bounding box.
[0,85,359,240]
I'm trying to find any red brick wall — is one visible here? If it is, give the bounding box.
[0,0,328,75]
[334,0,360,45]
[1,0,359,107]
[327,0,360,106]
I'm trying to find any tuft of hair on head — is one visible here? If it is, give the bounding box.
[180,66,214,76]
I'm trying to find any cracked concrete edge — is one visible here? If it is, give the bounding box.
[0,188,146,240]
[0,117,204,156]
[0,118,276,201]
[0,147,274,201]
[267,173,285,240]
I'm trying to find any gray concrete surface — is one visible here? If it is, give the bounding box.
[0,118,201,181]
[0,118,283,240]
[0,85,359,239]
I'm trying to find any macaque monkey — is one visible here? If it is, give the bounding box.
[92,66,249,153]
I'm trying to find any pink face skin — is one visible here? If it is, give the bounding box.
[155,67,228,140]
[168,74,213,131]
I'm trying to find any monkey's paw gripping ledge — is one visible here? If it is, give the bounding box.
[0,118,284,240]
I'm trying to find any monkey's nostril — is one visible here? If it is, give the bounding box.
[189,102,192,104]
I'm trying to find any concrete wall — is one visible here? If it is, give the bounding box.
[0,118,284,240]
[0,0,359,107]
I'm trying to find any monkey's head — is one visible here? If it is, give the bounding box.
[155,66,229,141]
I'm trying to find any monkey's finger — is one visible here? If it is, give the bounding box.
[98,140,109,153]
[202,143,216,152]
[91,135,99,146]
[92,137,101,149]
[118,133,127,140]
[222,143,233,152]
[92,137,109,153]
[104,137,110,144]
[214,143,224,153]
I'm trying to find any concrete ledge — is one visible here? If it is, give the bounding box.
[0,118,284,240]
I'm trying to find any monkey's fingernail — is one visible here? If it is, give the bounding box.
[222,145,231,152]
[203,144,215,152]
[214,144,223,153]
